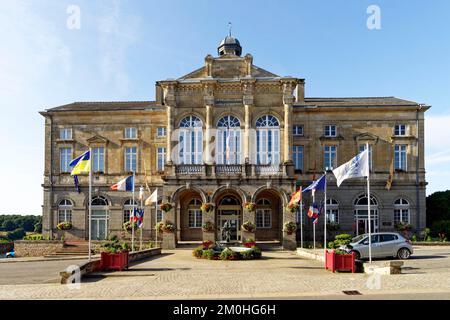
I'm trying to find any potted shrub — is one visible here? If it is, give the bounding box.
[100,235,130,271]
[325,249,356,273]
[155,221,164,234]
[202,240,214,250]
[200,203,214,214]
[162,221,175,233]
[123,221,138,233]
[202,221,215,233]
[241,221,256,233]
[244,202,256,212]
[286,202,299,214]
[220,248,238,260]
[283,221,297,235]
[56,221,72,231]
[243,238,256,248]
[192,246,203,258]
[160,202,173,213]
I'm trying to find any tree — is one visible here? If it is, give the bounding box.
[2,220,17,231]
[426,190,450,225]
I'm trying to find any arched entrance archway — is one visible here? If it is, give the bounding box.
[254,189,282,241]
[354,194,379,235]
[179,190,203,241]
[216,191,243,242]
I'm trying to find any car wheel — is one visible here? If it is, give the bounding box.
[352,250,361,260]
[397,248,411,260]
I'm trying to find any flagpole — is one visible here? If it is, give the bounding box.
[140,186,143,251]
[155,189,158,247]
[367,142,372,263]
[313,191,316,251]
[88,148,92,261]
[132,171,135,253]
[324,171,327,255]
[300,199,303,248]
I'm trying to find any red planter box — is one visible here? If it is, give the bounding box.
[325,250,355,273]
[100,251,129,271]
[243,242,256,248]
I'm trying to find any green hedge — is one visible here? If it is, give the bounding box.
[430,220,450,238]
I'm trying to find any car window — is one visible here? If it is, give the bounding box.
[380,234,396,242]
[353,235,366,243]
[371,235,379,243]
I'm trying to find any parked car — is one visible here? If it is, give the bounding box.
[341,232,413,260]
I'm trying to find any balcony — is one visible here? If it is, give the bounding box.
[167,163,289,178]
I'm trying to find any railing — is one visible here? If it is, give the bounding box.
[215,164,243,175]
[255,164,283,176]
[175,164,205,175]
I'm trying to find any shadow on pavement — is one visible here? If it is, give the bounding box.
[409,255,447,260]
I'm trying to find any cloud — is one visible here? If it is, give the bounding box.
[97,0,140,96]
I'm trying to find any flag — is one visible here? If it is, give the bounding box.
[145,189,158,206]
[110,176,134,191]
[303,174,326,193]
[69,150,91,176]
[73,175,81,193]
[139,186,144,201]
[332,148,369,187]
[385,157,394,190]
[307,203,319,218]
[312,203,324,225]
[289,187,302,205]
[134,208,144,228]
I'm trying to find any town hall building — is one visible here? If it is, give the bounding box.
[40,35,429,249]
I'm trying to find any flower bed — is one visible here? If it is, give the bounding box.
[192,244,262,261]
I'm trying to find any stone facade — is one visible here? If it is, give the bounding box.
[40,36,429,250]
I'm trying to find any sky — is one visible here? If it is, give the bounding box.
[0,0,449,215]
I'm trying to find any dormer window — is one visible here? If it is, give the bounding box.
[59,128,72,140]
[124,127,137,139]
[394,124,406,136]
[324,125,337,137]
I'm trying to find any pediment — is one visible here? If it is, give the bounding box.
[87,135,108,145]
[354,132,379,142]
[178,64,279,80]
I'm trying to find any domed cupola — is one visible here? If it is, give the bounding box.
[218,35,242,57]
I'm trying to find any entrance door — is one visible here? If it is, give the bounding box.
[217,209,241,242]
[91,209,108,240]
[354,209,379,236]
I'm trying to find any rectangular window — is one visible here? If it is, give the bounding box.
[123,209,132,223]
[124,147,137,172]
[359,144,373,171]
[58,209,72,223]
[59,128,72,140]
[188,209,202,228]
[292,145,304,171]
[157,127,166,137]
[156,209,164,223]
[324,145,337,170]
[293,125,304,136]
[394,124,406,136]
[124,127,137,139]
[60,147,72,173]
[256,209,272,228]
[324,125,337,137]
[326,209,339,224]
[157,147,166,172]
[394,144,407,171]
[92,147,105,173]
[394,209,410,224]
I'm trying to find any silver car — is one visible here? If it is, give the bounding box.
[343,232,414,260]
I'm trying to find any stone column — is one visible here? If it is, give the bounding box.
[162,205,176,249]
[166,105,173,164]
[202,208,215,242]
[242,207,256,242]
[242,80,255,162]
[162,82,177,165]
[282,80,296,164]
[282,206,297,251]
[204,104,213,164]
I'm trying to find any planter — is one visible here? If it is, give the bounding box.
[325,250,355,273]
[243,242,256,248]
[100,251,129,271]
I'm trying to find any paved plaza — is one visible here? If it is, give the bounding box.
[0,246,449,299]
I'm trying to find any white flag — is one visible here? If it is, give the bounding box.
[139,186,144,201]
[332,149,369,187]
[145,189,158,206]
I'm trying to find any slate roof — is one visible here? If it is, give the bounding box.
[299,97,424,107]
[43,101,160,113]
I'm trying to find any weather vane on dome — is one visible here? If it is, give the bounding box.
[228,22,232,36]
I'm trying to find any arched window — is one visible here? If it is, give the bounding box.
[256,198,272,228]
[58,199,73,223]
[326,198,339,224]
[353,194,379,235]
[256,115,280,165]
[394,198,410,224]
[188,198,202,228]
[91,196,108,206]
[123,199,137,223]
[219,195,240,206]
[216,116,241,164]
[178,115,203,165]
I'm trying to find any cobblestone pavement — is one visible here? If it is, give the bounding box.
[0,247,450,299]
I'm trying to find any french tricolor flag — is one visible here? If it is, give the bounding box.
[110,176,134,191]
